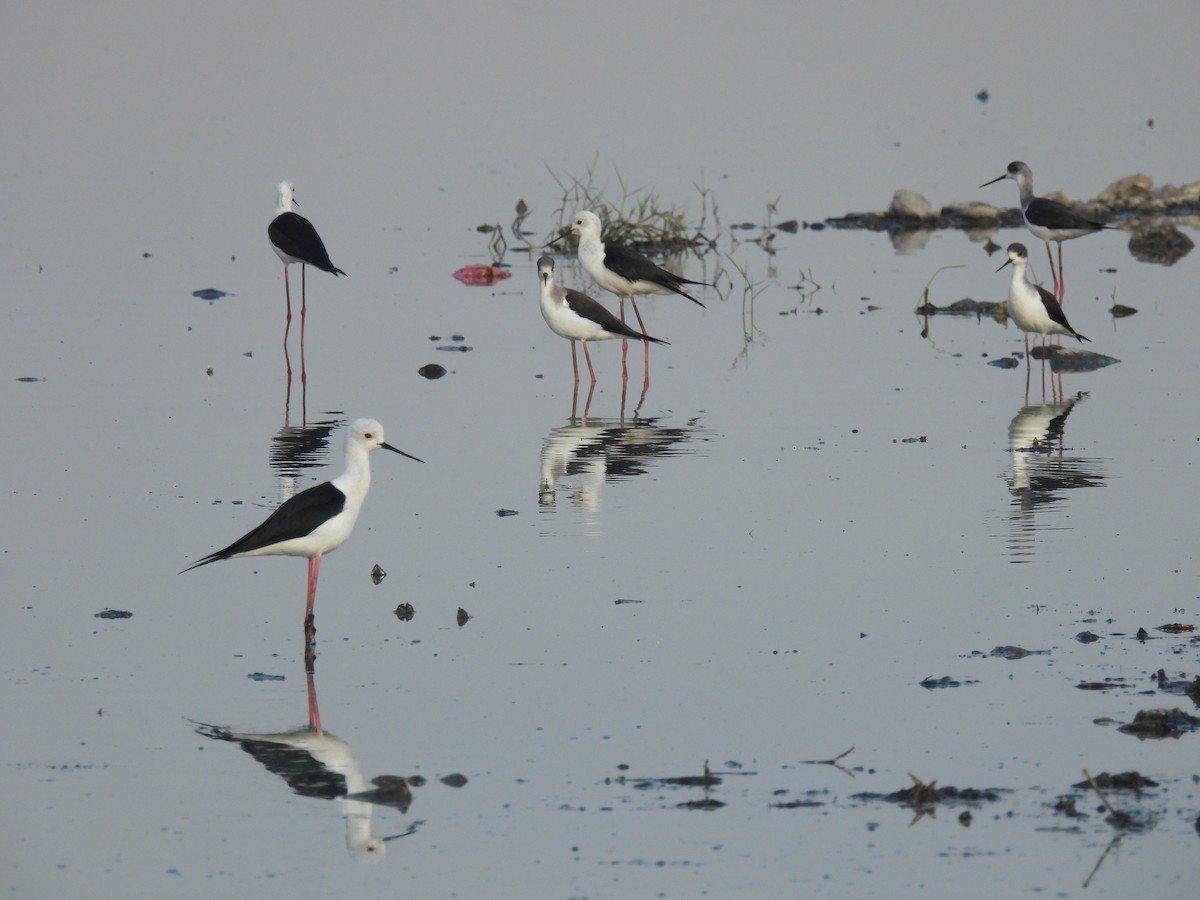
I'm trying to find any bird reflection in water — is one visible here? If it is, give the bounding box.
[1003,393,1106,562]
[191,656,419,861]
[270,416,343,506]
[539,416,701,520]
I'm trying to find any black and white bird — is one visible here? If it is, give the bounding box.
[997,243,1089,355]
[562,210,705,335]
[537,255,667,384]
[980,161,1108,302]
[268,181,347,321]
[182,418,422,634]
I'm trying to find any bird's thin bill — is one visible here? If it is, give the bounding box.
[382,442,424,463]
[996,259,1013,272]
[979,174,1006,188]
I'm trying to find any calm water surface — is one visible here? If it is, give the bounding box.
[3,2,1198,898]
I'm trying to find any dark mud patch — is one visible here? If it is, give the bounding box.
[1128,225,1195,265]
[1118,707,1200,740]
[854,777,1006,808]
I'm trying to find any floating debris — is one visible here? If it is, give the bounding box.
[1073,771,1159,791]
[452,264,511,285]
[192,288,229,301]
[94,609,132,619]
[1077,682,1120,691]
[247,672,285,682]
[915,298,1001,316]
[991,645,1034,660]
[456,607,470,627]
[394,603,414,622]
[1155,623,1195,634]
[440,773,468,787]
[988,357,1020,369]
[678,797,725,810]
[1110,304,1138,318]
[418,364,447,380]
[435,345,473,352]
[1075,631,1101,643]
[770,793,827,810]
[495,508,518,517]
[370,563,387,585]
[919,675,977,689]
[15,376,47,383]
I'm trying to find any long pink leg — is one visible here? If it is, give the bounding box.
[300,266,308,386]
[619,297,629,382]
[582,340,597,384]
[1056,241,1066,304]
[570,341,580,385]
[283,265,293,323]
[581,380,595,425]
[306,667,323,736]
[283,266,293,379]
[1044,241,1060,300]
[629,294,648,335]
[627,294,651,387]
[304,554,322,629]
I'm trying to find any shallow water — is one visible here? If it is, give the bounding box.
[3,2,1199,898]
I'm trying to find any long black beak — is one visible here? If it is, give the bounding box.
[545,230,567,248]
[996,258,1013,272]
[979,174,1006,188]
[382,442,424,463]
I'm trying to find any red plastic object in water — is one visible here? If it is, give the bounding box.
[453,265,511,286]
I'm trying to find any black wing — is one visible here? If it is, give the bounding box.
[1036,284,1089,342]
[604,244,706,305]
[182,481,345,570]
[268,212,347,276]
[564,289,669,344]
[1025,197,1105,233]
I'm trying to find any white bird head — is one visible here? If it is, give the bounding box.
[275,180,297,213]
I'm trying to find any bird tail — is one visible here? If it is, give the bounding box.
[178,553,224,575]
[671,285,705,307]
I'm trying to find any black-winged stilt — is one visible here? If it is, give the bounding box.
[560,210,705,334]
[182,418,422,636]
[997,242,1090,356]
[268,180,347,320]
[537,255,667,385]
[980,161,1108,302]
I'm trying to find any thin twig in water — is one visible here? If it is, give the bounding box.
[1082,833,1123,890]
[1082,769,1137,829]
[801,746,856,777]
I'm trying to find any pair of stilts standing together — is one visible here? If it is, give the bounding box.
[983,161,1111,357]
[538,210,707,387]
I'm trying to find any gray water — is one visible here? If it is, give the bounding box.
[3,2,1198,898]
